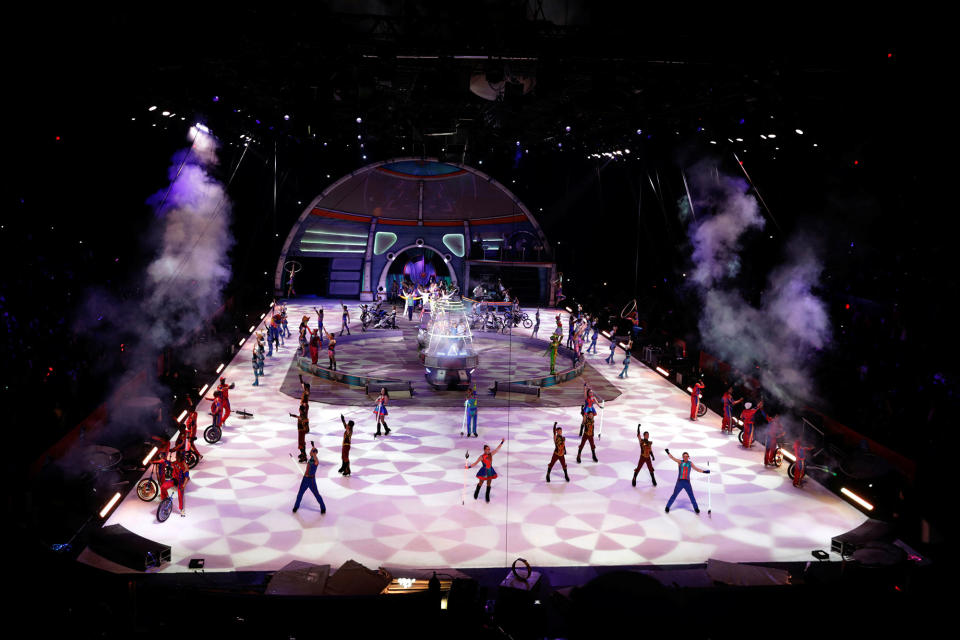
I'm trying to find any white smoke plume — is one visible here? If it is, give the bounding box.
[687,165,831,408]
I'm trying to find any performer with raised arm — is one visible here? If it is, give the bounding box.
[467,438,505,503]
[663,448,710,514]
[546,423,570,483]
[373,387,391,437]
[292,445,326,514]
[632,426,656,487]
[217,377,235,425]
[531,308,541,338]
[339,301,351,336]
[313,306,325,335]
[553,272,566,305]
[338,414,354,476]
[576,412,598,463]
[299,374,311,406]
[721,387,743,433]
[290,403,310,463]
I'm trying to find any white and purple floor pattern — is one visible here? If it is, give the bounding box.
[95,298,867,572]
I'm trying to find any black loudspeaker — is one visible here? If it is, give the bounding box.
[90,524,171,571]
[831,518,894,556]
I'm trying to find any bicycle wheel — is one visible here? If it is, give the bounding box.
[774,450,783,467]
[137,478,159,502]
[697,403,708,417]
[204,425,222,444]
[522,318,533,329]
[787,462,796,479]
[185,450,199,469]
[157,497,173,522]
[738,429,745,444]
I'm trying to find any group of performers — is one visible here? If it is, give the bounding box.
[150,288,819,530]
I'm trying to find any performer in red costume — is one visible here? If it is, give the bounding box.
[217,377,235,425]
[792,440,815,487]
[690,379,705,421]
[740,401,761,448]
[764,414,785,466]
[308,327,321,366]
[181,404,202,461]
[467,439,505,503]
[632,426,657,487]
[209,390,224,431]
[546,422,570,482]
[721,387,743,433]
[160,457,190,517]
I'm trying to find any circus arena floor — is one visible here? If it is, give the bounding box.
[83,298,868,573]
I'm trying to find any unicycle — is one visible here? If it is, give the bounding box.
[136,458,166,501]
[184,450,199,469]
[137,477,159,502]
[738,428,746,444]
[697,402,708,417]
[157,497,173,522]
[774,447,784,467]
[204,424,222,444]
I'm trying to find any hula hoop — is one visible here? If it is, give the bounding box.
[620,299,637,319]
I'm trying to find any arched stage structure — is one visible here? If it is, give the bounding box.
[275,158,556,303]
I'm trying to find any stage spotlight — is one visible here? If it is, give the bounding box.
[840,488,874,511]
[624,149,630,154]
[565,125,571,132]
[148,106,157,111]
[99,493,122,518]
[636,129,642,134]
[760,134,767,139]
[142,446,159,466]
[655,367,670,376]
[735,137,743,142]
[284,115,290,121]
[260,313,266,319]
[177,410,188,423]
[356,117,362,123]
[795,129,804,135]
[248,325,255,332]
[199,384,209,396]
[767,133,777,138]
[216,363,225,374]
[238,338,245,347]
[213,96,219,102]
[162,111,170,116]
[710,140,717,144]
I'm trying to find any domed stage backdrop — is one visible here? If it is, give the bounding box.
[275,158,556,304]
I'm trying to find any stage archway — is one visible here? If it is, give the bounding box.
[274,158,557,303]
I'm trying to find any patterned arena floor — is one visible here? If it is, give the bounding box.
[91,298,868,573]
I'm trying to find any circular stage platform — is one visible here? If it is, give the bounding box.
[281,323,621,408]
